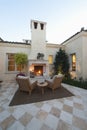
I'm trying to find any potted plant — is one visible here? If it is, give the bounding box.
[15,53,28,76]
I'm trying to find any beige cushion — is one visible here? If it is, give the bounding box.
[56,74,63,77]
[18,76,29,79]
[17,76,35,85]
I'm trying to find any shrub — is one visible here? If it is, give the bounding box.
[54,48,70,77]
[63,78,87,89]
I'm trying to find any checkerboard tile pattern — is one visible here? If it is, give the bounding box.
[0,82,87,130]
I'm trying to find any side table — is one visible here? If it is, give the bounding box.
[37,81,48,94]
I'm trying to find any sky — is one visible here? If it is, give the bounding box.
[0,0,87,44]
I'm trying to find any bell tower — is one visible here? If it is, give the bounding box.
[29,20,47,60]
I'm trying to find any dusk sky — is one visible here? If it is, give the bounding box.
[0,0,87,44]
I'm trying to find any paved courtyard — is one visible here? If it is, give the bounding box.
[0,81,87,130]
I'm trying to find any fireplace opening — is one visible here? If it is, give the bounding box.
[34,66,43,76]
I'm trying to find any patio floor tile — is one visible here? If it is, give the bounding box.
[0,82,87,130]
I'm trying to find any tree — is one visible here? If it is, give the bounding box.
[54,48,70,77]
[15,53,28,72]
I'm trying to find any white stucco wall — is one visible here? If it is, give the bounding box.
[0,42,31,81]
[0,42,61,81]
[46,44,60,62]
[63,32,83,79]
[82,33,87,80]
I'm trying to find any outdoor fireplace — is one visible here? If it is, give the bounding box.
[34,66,43,76]
[29,61,48,78]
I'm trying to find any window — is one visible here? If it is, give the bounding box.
[71,53,76,71]
[40,23,44,30]
[7,53,21,71]
[48,55,53,64]
[34,22,38,29]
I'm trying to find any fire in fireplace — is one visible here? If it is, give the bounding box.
[34,66,43,76]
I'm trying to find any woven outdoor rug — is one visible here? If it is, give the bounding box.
[9,86,74,106]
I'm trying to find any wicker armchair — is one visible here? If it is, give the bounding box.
[16,76,37,95]
[46,75,63,92]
